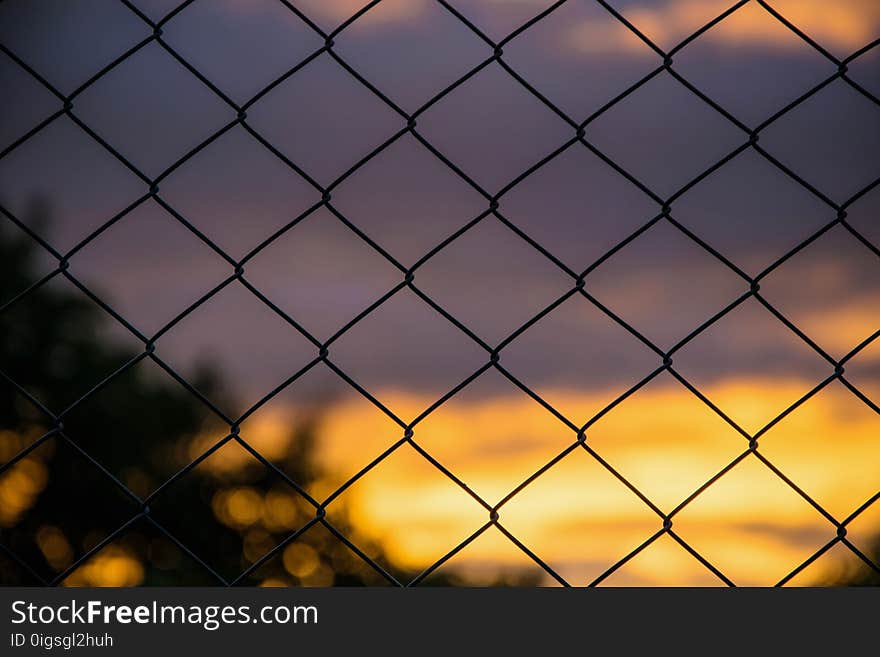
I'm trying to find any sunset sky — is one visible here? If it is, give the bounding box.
[1,0,878,585]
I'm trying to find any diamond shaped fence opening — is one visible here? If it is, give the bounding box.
[0,0,878,588]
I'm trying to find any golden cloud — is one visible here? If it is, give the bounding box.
[230,0,430,28]
[304,376,880,585]
[566,0,880,56]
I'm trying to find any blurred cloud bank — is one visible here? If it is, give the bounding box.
[1,0,878,585]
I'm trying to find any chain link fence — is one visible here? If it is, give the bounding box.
[1,0,879,586]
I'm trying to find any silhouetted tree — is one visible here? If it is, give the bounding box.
[825,537,880,586]
[0,203,538,587]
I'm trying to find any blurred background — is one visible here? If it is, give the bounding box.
[0,0,878,586]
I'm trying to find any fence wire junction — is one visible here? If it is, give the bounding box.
[1,0,879,586]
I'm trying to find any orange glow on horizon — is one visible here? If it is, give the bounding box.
[3,373,874,586]
[216,374,880,586]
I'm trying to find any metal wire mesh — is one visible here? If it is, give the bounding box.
[1,0,879,587]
